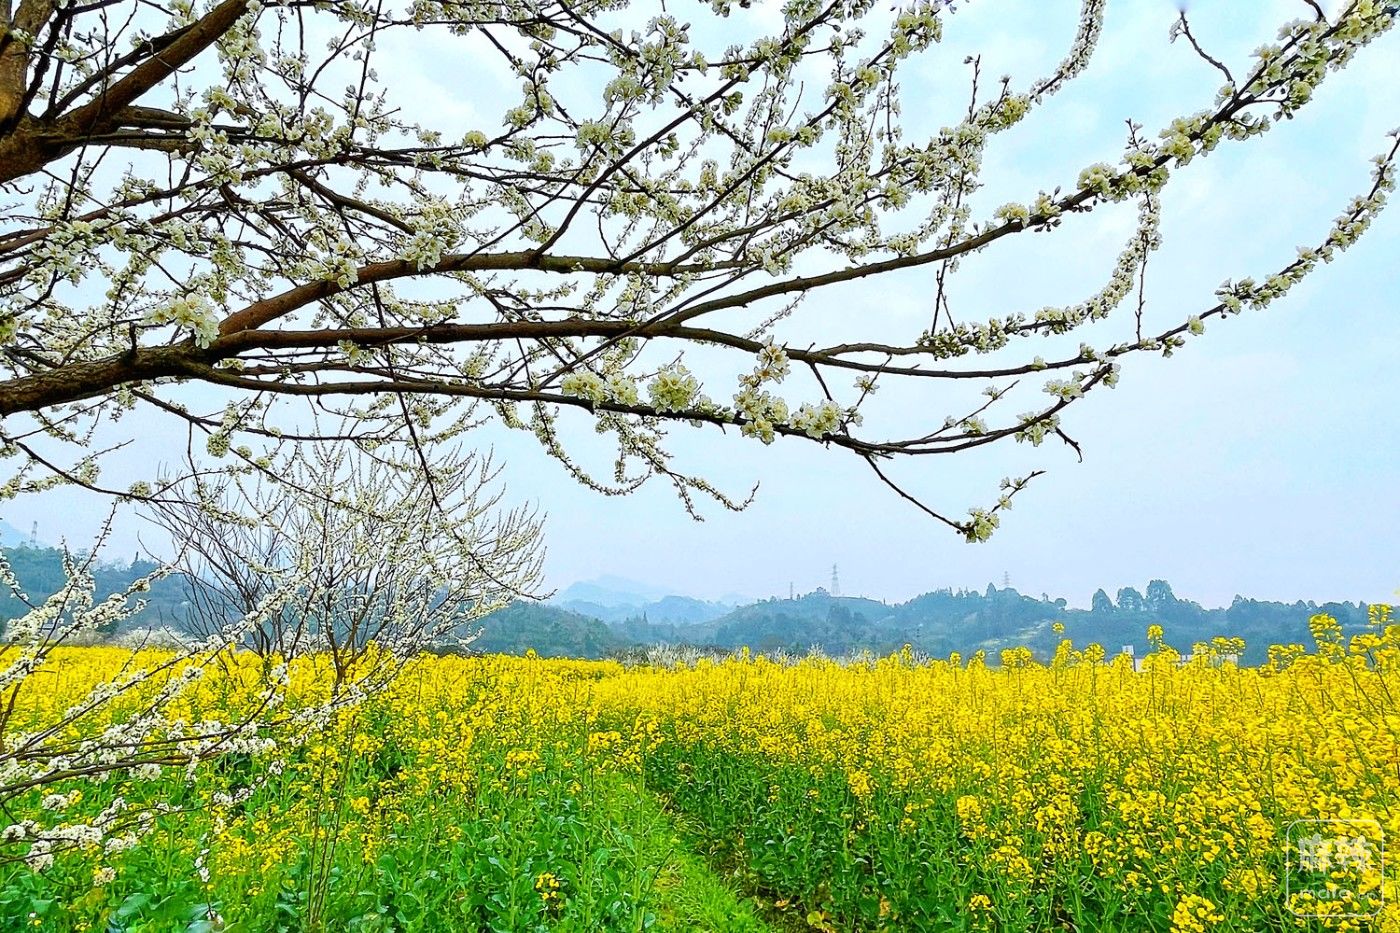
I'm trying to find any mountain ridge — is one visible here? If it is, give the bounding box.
[0,546,1379,665]
[488,581,1374,665]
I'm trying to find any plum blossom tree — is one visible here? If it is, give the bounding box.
[0,442,540,866]
[0,0,1394,857]
[143,444,543,687]
[0,0,1392,542]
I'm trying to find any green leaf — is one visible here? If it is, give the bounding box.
[116,893,151,920]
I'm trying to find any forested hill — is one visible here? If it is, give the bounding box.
[0,545,1376,664]
[0,545,188,634]
[587,584,1374,665]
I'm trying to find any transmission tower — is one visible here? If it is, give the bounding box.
[1002,570,1011,588]
[28,522,37,548]
[830,564,840,598]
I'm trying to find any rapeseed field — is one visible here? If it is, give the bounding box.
[1,609,1395,932]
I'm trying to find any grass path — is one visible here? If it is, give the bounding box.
[590,775,776,932]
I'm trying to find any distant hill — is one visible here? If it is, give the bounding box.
[553,576,673,608]
[556,593,733,626]
[0,521,30,548]
[633,582,1372,665]
[0,547,1379,665]
[692,591,901,654]
[0,545,189,635]
[597,586,1038,657]
[553,576,738,626]
[546,582,1372,665]
[470,602,623,659]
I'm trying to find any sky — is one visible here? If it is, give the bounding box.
[3,0,1398,610]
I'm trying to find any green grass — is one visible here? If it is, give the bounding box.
[591,776,773,933]
[0,763,772,932]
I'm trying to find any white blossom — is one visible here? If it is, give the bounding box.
[648,365,702,413]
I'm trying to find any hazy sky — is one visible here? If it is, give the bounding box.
[4,0,1398,609]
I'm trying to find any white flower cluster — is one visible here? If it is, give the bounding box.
[399,202,466,271]
[308,238,362,288]
[400,229,447,271]
[993,202,1031,226]
[647,364,702,413]
[1043,378,1085,401]
[1015,413,1060,447]
[560,370,641,407]
[733,388,789,444]
[147,295,220,348]
[41,790,80,811]
[750,342,791,384]
[964,508,1000,544]
[27,218,108,285]
[724,342,852,443]
[1077,162,1117,196]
